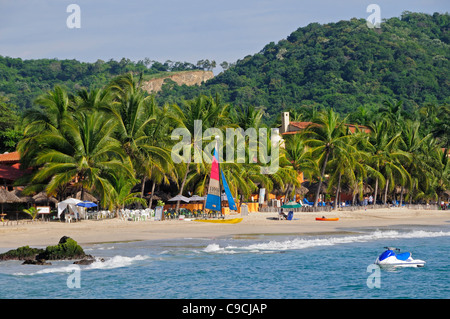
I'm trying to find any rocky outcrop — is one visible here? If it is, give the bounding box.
[37,236,87,260]
[0,236,100,265]
[141,70,214,93]
[0,246,44,261]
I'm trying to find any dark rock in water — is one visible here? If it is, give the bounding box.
[22,259,52,266]
[0,236,94,265]
[73,255,104,265]
[0,246,44,261]
[59,236,71,244]
[36,236,87,260]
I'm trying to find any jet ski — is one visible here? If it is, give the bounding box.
[375,247,426,268]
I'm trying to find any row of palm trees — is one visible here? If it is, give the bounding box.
[16,73,449,212]
[16,74,297,212]
[283,103,449,208]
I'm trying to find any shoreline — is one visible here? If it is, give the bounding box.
[0,208,449,250]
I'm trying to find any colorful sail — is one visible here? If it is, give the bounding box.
[205,146,221,211]
[221,169,237,211]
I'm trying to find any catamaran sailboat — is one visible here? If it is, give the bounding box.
[194,141,242,224]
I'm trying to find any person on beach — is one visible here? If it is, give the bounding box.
[369,195,373,205]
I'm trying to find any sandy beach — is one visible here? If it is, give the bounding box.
[1,208,449,250]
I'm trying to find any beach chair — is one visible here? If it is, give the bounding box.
[278,210,287,220]
[303,198,313,206]
[287,211,294,220]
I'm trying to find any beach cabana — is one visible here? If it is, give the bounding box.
[57,198,83,219]
[0,188,21,216]
[75,191,98,202]
[33,191,58,205]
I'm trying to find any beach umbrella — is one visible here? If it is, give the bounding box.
[189,195,205,202]
[281,201,302,209]
[168,195,190,203]
[76,200,97,208]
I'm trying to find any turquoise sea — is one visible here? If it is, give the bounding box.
[0,224,449,300]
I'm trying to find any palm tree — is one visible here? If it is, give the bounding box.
[367,119,411,205]
[231,105,264,131]
[326,133,362,209]
[18,86,74,170]
[108,175,147,215]
[145,101,178,208]
[303,109,350,207]
[72,87,111,113]
[105,73,174,199]
[170,94,233,211]
[283,133,318,200]
[28,110,133,207]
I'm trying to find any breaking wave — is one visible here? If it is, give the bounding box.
[203,230,450,254]
[13,255,149,276]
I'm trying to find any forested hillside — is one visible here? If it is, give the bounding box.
[156,12,449,123]
[0,12,448,124]
[0,57,210,109]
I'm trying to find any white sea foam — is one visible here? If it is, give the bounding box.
[12,255,149,276]
[204,230,450,254]
[204,243,223,253]
[86,255,149,270]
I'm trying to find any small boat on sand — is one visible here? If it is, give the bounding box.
[315,217,339,221]
[194,218,243,224]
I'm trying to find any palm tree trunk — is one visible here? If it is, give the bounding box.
[384,178,389,205]
[176,162,190,212]
[149,181,156,208]
[400,186,404,206]
[314,150,330,207]
[140,175,147,198]
[285,184,291,201]
[409,180,415,204]
[373,178,378,208]
[138,175,147,208]
[334,172,342,210]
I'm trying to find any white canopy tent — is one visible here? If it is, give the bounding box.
[57,198,83,219]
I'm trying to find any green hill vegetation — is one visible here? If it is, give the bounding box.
[156,12,449,125]
[0,57,210,109]
[0,12,448,209]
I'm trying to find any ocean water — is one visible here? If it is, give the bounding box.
[1,224,449,299]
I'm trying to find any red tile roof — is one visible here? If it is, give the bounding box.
[0,151,20,164]
[0,164,26,181]
[282,122,371,135]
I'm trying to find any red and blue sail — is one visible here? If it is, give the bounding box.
[205,146,221,211]
[205,144,237,212]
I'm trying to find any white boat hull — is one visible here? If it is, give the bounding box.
[375,256,426,268]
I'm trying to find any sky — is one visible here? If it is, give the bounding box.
[0,0,448,71]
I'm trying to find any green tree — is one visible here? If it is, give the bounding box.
[0,96,22,153]
[105,73,174,198]
[303,109,350,207]
[367,119,410,205]
[28,110,133,207]
[170,94,233,211]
